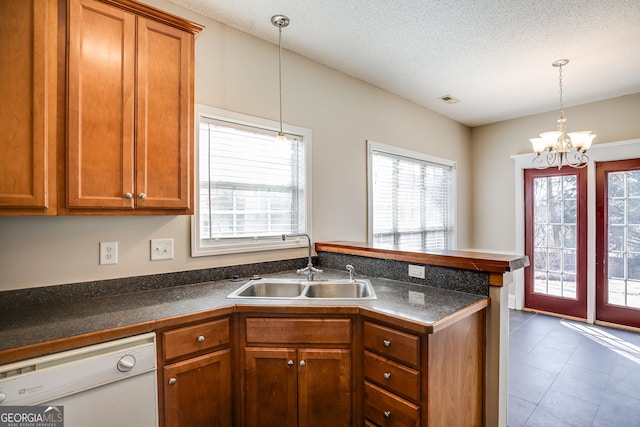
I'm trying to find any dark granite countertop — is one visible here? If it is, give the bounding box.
[0,269,487,361]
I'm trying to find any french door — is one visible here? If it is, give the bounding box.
[596,159,640,328]
[524,167,588,318]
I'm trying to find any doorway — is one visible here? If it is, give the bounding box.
[524,167,588,318]
[595,159,640,328]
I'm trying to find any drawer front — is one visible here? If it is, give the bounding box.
[363,322,420,368]
[364,351,420,401]
[364,382,420,427]
[163,318,230,360]
[245,318,351,345]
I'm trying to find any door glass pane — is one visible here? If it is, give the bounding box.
[531,175,579,299]
[606,169,640,308]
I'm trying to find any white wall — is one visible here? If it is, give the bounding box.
[0,0,471,290]
[470,93,640,253]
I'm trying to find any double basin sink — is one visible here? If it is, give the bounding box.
[227,278,376,300]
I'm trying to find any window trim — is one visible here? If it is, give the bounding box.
[366,140,457,249]
[191,104,313,257]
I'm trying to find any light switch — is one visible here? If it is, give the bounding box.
[151,239,174,261]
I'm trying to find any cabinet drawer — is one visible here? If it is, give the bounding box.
[363,322,420,368]
[364,382,420,427]
[245,318,351,345]
[364,351,420,401]
[163,318,229,360]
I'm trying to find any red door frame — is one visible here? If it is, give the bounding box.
[595,158,640,328]
[524,167,588,318]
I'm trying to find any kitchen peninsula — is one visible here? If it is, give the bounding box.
[0,242,526,426]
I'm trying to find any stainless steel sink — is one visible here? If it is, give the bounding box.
[227,278,376,300]
[306,281,373,299]
[235,281,304,298]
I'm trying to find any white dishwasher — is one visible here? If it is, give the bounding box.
[0,332,158,427]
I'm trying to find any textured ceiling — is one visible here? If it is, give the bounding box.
[168,0,640,127]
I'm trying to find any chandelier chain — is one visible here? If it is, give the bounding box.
[558,64,564,120]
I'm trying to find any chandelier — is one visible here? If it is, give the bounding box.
[271,15,290,142]
[530,59,596,169]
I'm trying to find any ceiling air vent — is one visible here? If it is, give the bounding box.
[438,95,460,104]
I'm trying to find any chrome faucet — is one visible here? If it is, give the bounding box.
[346,264,355,282]
[282,233,322,281]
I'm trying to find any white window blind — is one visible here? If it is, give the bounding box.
[368,141,455,250]
[193,106,310,256]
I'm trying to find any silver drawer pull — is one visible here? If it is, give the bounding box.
[383,372,391,380]
[197,335,205,343]
[299,360,306,367]
[168,378,177,385]
[384,410,391,419]
[383,339,391,348]
[287,360,294,367]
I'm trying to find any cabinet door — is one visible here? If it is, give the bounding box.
[164,349,232,427]
[298,348,351,427]
[136,17,192,210]
[67,0,135,209]
[0,0,56,212]
[244,347,298,427]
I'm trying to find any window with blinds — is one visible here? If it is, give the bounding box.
[192,106,311,256]
[367,141,455,250]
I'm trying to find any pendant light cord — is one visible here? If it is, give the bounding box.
[278,25,283,136]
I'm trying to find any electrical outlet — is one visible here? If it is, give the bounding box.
[408,264,425,279]
[151,238,174,261]
[99,242,118,265]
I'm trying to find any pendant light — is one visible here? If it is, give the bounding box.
[530,59,596,169]
[271,15,290,142]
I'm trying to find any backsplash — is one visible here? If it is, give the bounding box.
[317,251,489,296]
[0,251,489,313]
[0,257,309,312]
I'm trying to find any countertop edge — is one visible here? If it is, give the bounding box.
[316,241,529,274]
[0,296,488,364]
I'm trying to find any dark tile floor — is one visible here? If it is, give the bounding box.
[508,310,640,427]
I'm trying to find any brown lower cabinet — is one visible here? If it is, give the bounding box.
[163,349,232,427]
[155,308,485,427]
[159,317,232,427]
[244,347,351,427]
[241,316,353,427]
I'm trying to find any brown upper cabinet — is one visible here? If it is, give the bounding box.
[0,0,58,215]
[64,0,202,214]
[0,0,203,216]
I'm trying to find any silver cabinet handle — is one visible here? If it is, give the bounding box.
[168,378,177,385]
[138,193,146,200]
[287,360,294,367]
[299,360,306,367]
[383,339,391,347]
[197,335,205,343]
[383,372,391,380]
[124,192,133,199]
[384,410,391,419]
